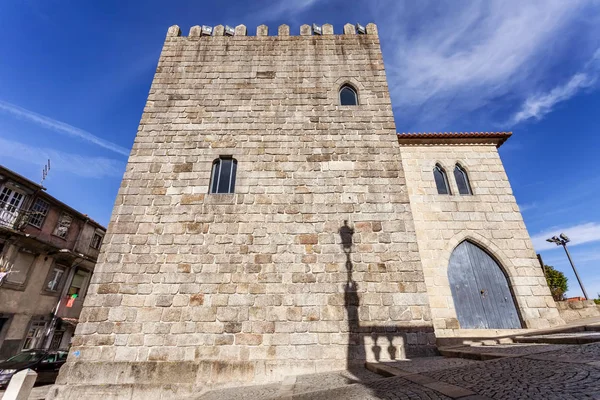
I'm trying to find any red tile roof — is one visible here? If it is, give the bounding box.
[397,132,512,148]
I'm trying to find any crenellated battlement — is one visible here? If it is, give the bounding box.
[166,23,378,38]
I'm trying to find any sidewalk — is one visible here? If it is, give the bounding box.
[192,342,600,399]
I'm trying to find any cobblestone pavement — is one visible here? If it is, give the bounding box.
[426,357,600,399]
[381,356,480,374]
[292,376,453,400]
[525,342,600,364]
[196,369,384,400]
[192,342,600,400]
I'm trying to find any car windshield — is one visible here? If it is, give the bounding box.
[5,351,45,363]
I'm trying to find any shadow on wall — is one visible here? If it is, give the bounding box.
[339,220,437,397]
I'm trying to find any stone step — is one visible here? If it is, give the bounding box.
[438,343,573,360]
[513,332,600,345]
[585,324,600,332]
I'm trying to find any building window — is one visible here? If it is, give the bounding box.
[209,157,237,194]
[0,186,26,227]
[339,85,358,106]
[67,269,89,297]
[454,164,472,195]
[28,198,50,228]
[433,164,451,195]
[53,213,73,239]
[45,266,65,292]
[90,233,103,250]
[22,318,47,350]
[5,250,35,286]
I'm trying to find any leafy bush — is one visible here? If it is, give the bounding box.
[544,265,568,301]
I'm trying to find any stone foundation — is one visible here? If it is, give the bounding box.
[556,300,600,322]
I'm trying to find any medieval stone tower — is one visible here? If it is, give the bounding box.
[50,23,563,399]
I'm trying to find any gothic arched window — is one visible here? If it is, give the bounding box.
[454,164,472,195]
[209,156,237,194]
[339,85,358,106]
[433,164,451,195]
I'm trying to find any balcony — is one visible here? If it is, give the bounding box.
[56,296,84,319]
[0,200,32,231]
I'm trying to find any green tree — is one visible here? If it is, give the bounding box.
[544,265,568,301]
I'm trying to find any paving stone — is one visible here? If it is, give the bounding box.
[381,356,481,373]
[425,357,600,399]
[525,342,600,364]
[194,383,282,400]
[292,376,452,400]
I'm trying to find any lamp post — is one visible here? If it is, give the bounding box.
[546,233,589,300]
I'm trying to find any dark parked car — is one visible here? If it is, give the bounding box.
[0,349,67,388]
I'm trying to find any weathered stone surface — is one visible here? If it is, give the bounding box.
[256,24,268,36]
[278,24,289,36]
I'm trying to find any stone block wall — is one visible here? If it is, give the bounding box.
[51,23,434,398]
[398,138,564,337]
[556,300,600,322]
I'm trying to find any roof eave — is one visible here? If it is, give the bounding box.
[396,132,512,148]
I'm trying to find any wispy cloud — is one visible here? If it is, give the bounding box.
[511,50,600,125]
[368,0,600,129]
[248,0,320,24]
[0,100,130,156]
[0,137,125,179]
[531,222,600,251]
[518,202,537,213]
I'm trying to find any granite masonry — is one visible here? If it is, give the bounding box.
[49,24,563,399]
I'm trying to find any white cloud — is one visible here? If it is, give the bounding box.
[511,50,600,124]
[0,99,130,157]
[368,0,600,128]
[531,222,600,251]
[0,137,125,179]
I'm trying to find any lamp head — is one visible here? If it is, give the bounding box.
[560,233,570,242]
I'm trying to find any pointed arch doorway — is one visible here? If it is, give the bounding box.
[448,241,522,329]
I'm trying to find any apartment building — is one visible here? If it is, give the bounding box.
[0,165,105,359]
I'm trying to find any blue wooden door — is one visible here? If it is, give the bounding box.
[448,241,521,329]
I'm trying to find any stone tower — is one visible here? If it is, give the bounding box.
[50,23,436,399]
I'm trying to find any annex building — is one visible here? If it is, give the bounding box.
[49,22,564,399]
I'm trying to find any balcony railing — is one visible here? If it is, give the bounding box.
[0,200,36,231]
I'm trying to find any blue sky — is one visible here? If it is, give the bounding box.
[0,0,599,298]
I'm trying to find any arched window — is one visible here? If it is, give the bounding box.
[454,164,472,195]
[209,156,237,194]
[339,85,358,106]
[433,164,451,195]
